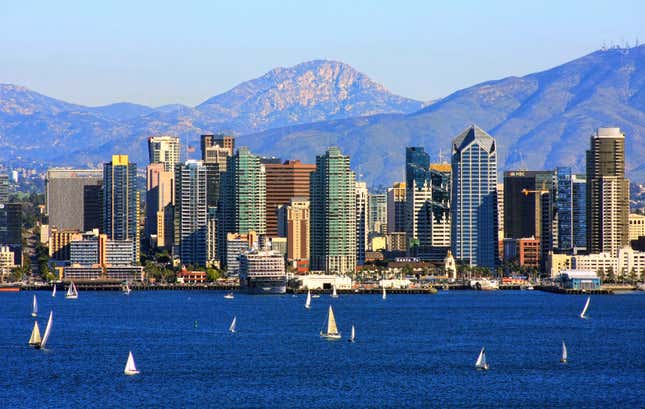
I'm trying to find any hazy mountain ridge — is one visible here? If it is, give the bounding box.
[1,48,644,185]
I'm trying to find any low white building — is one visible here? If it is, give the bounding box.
[570,246,645,279]
[379,278,411,289]
[298,274,353,290]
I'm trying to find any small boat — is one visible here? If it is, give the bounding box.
[31,294,38,317]
[561,340,567,363]
[305,290,311,309]
[348,325,356,343]
[312,294,321,299]
[28,321,41,347]
[229,316,237,333]
[123,282,131,295]
[66,281,78,299]
[320,305,341,340]
[331,285,338,298]
[382,287,387,300]
[475,347,489,370]
[580,296,590,319]
[224,292,235,299]
[526,285,534,291]
[52,285,56,297]
[124,351,140,375]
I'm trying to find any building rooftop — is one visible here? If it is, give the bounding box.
[452,124,496,153]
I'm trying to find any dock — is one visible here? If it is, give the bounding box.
[535,285,614,295]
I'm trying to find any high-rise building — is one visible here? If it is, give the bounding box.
[450,125,498,269]
[218,147,266,267]
[405,147,451,259]
[310,147,356,274]
[277,198,310,261]
[387,182,406,234]
[103,155,139,263]
[207,207,218,264]
[201,134,234,159]
[174,161,208,267]
[46,169,103,231]
[356,182,369,265]
[264,160,316,237]
[497,182,504,259]
[368,193,387,234]
[0,173,8,204]
[147,136,180,172]
[586,127,629,255]
[0,203,22,246]
[203,143,230,208]
[503,171,554,240]
[555,167,587,253]
[145,164,175,248]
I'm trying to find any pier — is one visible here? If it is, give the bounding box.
[535,285,614,295]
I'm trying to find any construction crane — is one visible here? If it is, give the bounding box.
[519,181,550,241]
[521,180,549,197]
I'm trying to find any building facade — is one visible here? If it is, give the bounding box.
[450,125,498,269]
[356,182,369,265]
[147,136,180,172]
[387,182,406,234]
[46,169,103,232]
[277,198,310,261]
[310,147,356,274]
[174,161,208,267]
[145,163,175,248]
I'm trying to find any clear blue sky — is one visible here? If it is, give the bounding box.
[1,0,644,107]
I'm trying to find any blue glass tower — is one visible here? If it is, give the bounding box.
[450,125,498,269]
[556,167,586,253]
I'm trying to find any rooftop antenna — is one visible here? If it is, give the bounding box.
[518,151,528,171]
[438,148,446,163]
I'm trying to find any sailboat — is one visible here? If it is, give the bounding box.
[561,340,568,363]
[52,284,56,297]
[31,294,38,317]
[229,316,237,333]
[475,347,489,370]
[580,296,590,319]
[124,351,140,375]
[305,290,311,309]
[224,292,235,299]
[348,325,355,343]
[66,281,78,299]
[382,286,387,300]
[28,321,41,347]
[320,305,341,340]
[331,285,338,298]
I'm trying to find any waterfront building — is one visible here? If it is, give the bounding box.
[225,232,258,275]
[628,213,645,241]
[546,252,573,277]
[569,246,645,280]
[145,163,175,248]
[277,198,310,261]
[105,239,136,266]
[218,147,266,267]
[174,161,208,267]
[147,136,180,172]
[264,160,315,237]
[239,249,287,294]
[310,147,356,274]
[386,182,406,234]
[103,155,139,262]
[46,169,103,232]
[356,182,369,265]
[555,167,587,253]
[63,265,143,281]
[450,125,498,269]
[70,234,100,265]
[503,237,540,269]
[368,193,387,234]
[0,246,16,273]
[586,127,629,255]
[557,270,601,290]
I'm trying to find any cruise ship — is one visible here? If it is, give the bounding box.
[239,250,287,294]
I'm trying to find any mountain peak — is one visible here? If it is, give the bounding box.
[196,59,422,132]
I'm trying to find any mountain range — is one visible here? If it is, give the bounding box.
[1,47,644,186]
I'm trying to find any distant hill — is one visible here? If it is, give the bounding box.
[238,46,645,185]
[1,48,644,186]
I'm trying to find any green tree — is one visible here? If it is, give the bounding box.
[206,268,223,282]
[606,266,616,283]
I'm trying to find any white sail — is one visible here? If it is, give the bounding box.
[382,287,387,300]
[320,305,341,339]
[32,294,38,317]
[331,285,338,298]
[350,325,355,342]
[561,341,567,363]
[580,296,590,318]
[229,316,237,333]
[29,321,42,346]
[52,285,56,297]
[305,290,311,309]
[40,311,53,348]
[124,351,139,375]
[66,282,78,299]
[476,347,488,369]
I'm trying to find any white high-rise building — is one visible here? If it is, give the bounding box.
[356,182,369,265]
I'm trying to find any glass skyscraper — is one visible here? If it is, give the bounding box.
[556,167,587,253]
[103,155,138,263]
[450,125,498,269]
[310,147,356,274]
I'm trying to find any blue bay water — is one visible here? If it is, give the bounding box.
[0,290,643,408]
